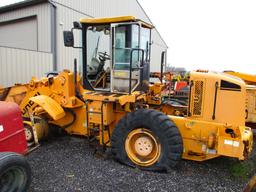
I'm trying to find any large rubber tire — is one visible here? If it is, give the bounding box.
[111,109,183,171]
[0,152,31,192]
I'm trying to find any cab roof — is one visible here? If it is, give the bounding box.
[80,16,154,29]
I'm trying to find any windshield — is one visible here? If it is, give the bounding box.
[85,25,111,90]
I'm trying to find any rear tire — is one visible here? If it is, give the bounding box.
[111,109,183,171]
[0,152,31,192]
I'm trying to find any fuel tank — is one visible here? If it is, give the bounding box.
[0,101,27,154]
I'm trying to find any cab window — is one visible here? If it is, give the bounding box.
[114,24,140,70]
[220,80,241,91]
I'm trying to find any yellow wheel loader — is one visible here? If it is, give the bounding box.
[0,16,253,171]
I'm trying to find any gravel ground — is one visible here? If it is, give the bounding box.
[26,136,256,192]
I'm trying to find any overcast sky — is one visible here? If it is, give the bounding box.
[0,0,21,7]
[1,0,256,74]
[138,0,256,74]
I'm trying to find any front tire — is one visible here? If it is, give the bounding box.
[111,109,183,171]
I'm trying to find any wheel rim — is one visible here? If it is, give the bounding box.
[125,128,161,167]
[0,167,26,192]
[24,124,33,142]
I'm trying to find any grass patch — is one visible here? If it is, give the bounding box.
[229,162,251,179]
[229,159,256,180]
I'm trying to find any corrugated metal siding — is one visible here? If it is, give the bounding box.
[0,0,167,84]
[0,3,52,52]
[0,47,53,87]
[53,0,149,23]
[55,5,85,71]
[150,30,168,72]
[53,0,167,72]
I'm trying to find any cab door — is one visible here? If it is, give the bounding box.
[111,23,143,93]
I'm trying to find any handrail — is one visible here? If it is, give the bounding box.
[129,48,145,94]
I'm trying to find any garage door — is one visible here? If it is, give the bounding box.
[0,16,37,51]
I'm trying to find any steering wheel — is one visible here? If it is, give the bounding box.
[98,52,110,61]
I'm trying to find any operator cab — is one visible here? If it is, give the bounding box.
[64,16,153,94]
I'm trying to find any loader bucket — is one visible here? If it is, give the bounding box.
[0,85,28,105]
[0,87,10,101]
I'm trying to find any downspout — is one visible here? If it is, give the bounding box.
[49,1,57,71]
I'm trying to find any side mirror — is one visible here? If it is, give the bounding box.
[63,31,74,47]
[73,21,82,29]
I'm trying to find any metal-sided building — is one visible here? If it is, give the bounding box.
[0,0,167,87]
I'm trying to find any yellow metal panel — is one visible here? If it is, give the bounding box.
[59,107,87,136]
[118,95,136,106]
[80,16,136,24]
[217,137,244,159]
[88,100,102,124]
[87,101,115,125]
[103,103,115,125]
[30,95,65,120]
[80,16,154,29]
[82,90,144,106]
[217,88,246,127]
[169,115,252,161]
[189,71,247,127]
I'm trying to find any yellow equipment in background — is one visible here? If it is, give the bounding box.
[0,16,253,171]
[246,86,256,126]
[224,71,256,128]
[224,71,256,85]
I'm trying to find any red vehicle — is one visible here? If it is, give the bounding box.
[0,101,31,192]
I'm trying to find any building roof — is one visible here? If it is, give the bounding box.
[0,0,48,13]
